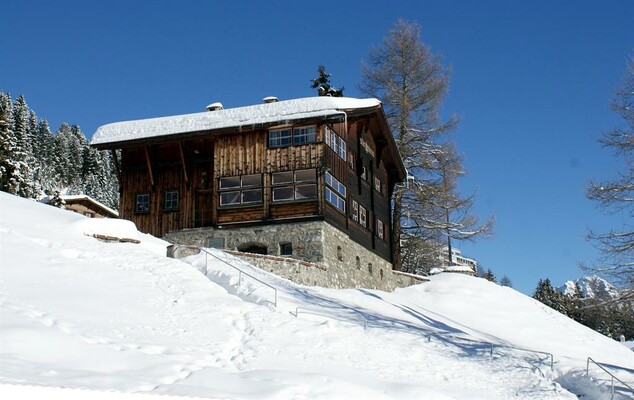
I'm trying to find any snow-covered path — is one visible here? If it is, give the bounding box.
[1,192,632,399]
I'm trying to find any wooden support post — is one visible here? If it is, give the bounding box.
[144,146,155,187]
[111,150,121,181]
[178,141,189,184]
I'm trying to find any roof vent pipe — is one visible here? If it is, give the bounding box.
[263,96,278,104]
[206,102,224,111]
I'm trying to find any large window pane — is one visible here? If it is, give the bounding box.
[242,189,262,204]
[295,169,316,182]
[295,184,317,200]
[220,191,240,205]
[219,176,240,189]
[241,174,261,187]
[273,186,294,202]
[272,171,293,185]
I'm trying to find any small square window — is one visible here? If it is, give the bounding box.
[374,177,383,194]
[208,237,225,249]
[352,200,359,222]
[164,190,179,211]
[360,206,367,227]
[376,218,385,240]
[280,242,293,256]
[135,193,150,214]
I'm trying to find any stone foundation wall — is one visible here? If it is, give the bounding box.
[164,221,424,291]
[164,221,325,263]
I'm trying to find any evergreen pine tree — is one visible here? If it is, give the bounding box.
[311,65,344,97]
[533,278,566,314]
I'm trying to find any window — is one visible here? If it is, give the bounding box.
[376,218,385,240]
[325,187,345,212]
[374,177,383,195]
[219,174,263,206]
[361,165,368,181]
[348,151,355,170]
[164,190,179,211]
[207,237,225,249]
[135,193,150,214]
[351,200,359,222]
[292,126,316,145]
[325,126,346,161]
[359,206,367,227]
[325,172,346,197]
[325,172,346,213]
[280,242,293,256]
[268,129,292,148]
[272,169,317,202]
[269,126,316,147]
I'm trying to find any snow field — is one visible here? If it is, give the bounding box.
[1,192,633,399]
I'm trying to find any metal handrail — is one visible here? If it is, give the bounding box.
[176,245,277,308]
[587,357,633,399]
[294,307,367,330]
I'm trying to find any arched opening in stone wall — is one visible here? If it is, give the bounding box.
[380,269,384,280]
[237,242,268,255]
[368,263,373,275]
[356,256,361,269]
[337,246,343,261]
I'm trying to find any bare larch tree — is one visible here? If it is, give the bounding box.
[359,19,492,273]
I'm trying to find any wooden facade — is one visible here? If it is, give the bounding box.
[92,98,405,264]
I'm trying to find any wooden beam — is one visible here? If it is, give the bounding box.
[144,146,155,187]
[178,141,189,184]
[111,150,121,181]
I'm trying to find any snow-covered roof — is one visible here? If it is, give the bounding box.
[91,97,381,147]
[60,195,119,217]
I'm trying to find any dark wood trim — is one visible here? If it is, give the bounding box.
[178,141,189,184]
[111,150,121,181]
[144,146,155,187]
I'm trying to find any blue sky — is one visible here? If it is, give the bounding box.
[2,0,632,294]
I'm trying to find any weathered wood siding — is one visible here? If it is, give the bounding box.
[116,116,398,264]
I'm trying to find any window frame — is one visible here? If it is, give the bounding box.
[359,205,367,227]
[135,193,150,214]
[351,200,359,222]
[374,177,383,195]
[218,174,263,207]
[376,218,385,240]
[164,189,179,212]
[325,126,347,161]
[269,125,317,148]
[324,172,346,213]
[271,169,318,203]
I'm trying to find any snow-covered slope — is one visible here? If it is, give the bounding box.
[1,192,633,399]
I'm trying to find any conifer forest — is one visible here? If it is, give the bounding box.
[0,92,118,209]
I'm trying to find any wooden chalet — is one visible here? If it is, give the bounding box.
[91,96,405,272]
